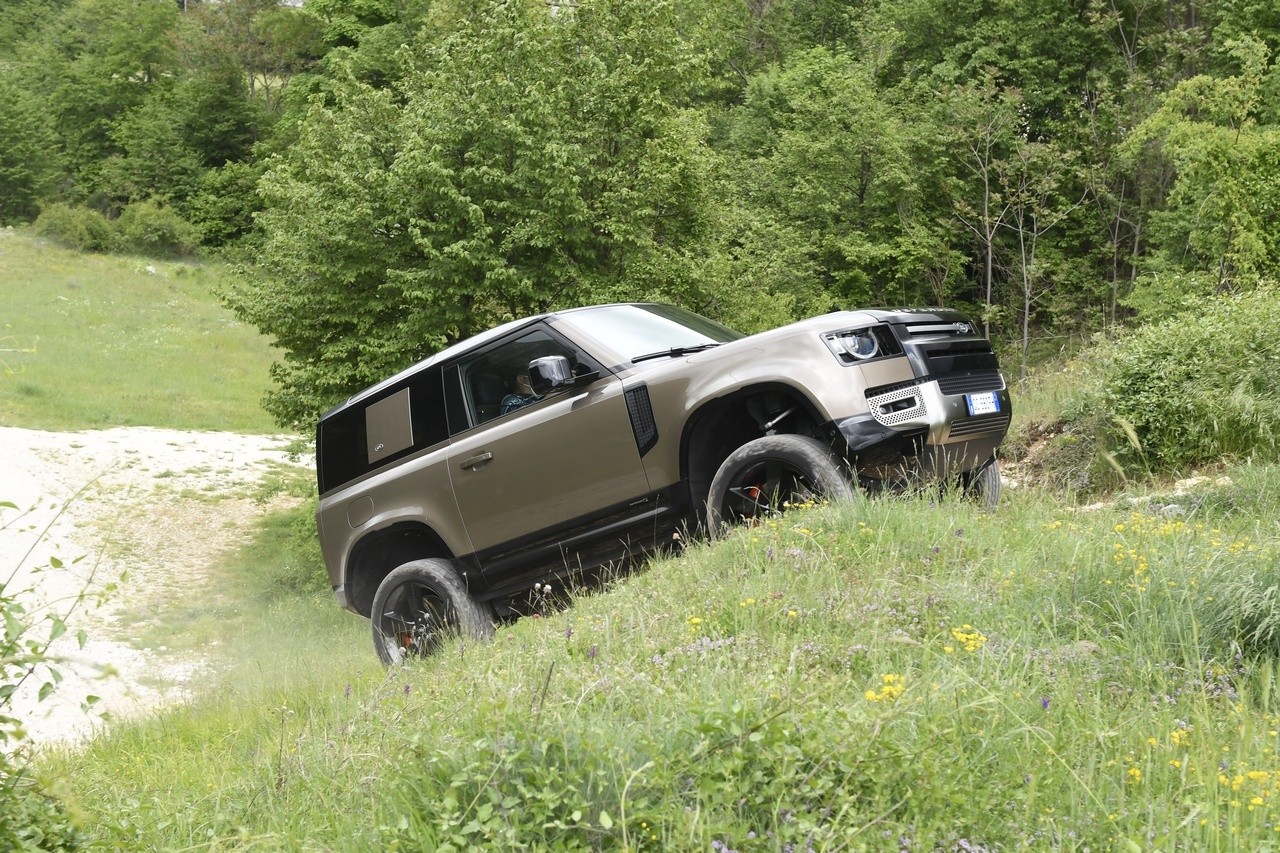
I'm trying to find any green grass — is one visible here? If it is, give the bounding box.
[42,468,1280,850]
[13,237,1280,847]
[0,229,279,432]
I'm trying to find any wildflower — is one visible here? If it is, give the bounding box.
[865,674,906,703]
[1170,729,1189,747]
[1127,767,1142,783]
[1040,697,1050,711]
[949,625,987,653]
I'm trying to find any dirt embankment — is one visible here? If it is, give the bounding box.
[1,426,304,745]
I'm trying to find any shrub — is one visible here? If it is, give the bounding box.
[1,499,82,850]
[114,200,201,257]
[1084,286,1280,472]
[32,204,114,252]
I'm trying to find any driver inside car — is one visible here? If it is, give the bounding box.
[500,372,539,415]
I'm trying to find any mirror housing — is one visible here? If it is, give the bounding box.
[528,355,574,395]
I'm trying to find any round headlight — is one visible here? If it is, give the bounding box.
[841,331,879,359]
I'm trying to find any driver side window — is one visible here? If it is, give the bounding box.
[459,328,592,426]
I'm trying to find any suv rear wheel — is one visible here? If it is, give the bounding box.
[371,558,495,666]
[707,434,854,534]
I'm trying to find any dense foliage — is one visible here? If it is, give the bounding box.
[3,0,1280,427]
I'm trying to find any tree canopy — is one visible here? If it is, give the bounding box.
[4,0,1279,426]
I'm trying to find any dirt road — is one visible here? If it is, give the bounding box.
[1,426,304,745]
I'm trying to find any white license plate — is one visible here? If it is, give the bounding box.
[965,391,1001,416]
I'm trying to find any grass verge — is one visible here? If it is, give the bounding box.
[0,229,278,432]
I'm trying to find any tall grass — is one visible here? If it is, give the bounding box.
[0,229,278,432]
[44,470,1280,850]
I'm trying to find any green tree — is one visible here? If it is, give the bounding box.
[37,0,182,196]
[0,76,57,223]
[724,48,930,312]
[1121,38,1280,296]
[228,0,719,429]
[98,93,205,208]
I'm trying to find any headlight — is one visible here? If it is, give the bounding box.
[821,326,895,364]
[840,331,879,359]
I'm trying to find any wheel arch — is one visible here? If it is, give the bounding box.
[345,522,461,618]
[679,381,834,527]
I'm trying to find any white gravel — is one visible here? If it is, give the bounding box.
[1,426,305,746]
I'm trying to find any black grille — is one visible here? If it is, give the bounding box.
[625,385,658,457]
[948,413,1011,439]
[938,371,1004,395]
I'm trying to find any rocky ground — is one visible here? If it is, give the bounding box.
[1,426,304,745]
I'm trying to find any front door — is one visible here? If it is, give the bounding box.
[446,326,653,584]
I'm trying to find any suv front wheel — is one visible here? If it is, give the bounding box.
[370,558,495,666]
[706,434,854,535]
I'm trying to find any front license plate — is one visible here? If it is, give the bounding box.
[965,391,1001,417]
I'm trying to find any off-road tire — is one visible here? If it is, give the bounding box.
[706,434,854,535]
[964,457,1002,507]
[370,558,495,666]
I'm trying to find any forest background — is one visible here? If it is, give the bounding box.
[3,0,1279,432]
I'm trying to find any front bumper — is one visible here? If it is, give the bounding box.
[832,378,1012,480]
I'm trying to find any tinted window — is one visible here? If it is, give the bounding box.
[317,365,449,493]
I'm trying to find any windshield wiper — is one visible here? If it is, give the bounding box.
[631,343,722,364]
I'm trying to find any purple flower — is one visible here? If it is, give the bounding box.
[588,645,599,659]
[1040,697,1050,710]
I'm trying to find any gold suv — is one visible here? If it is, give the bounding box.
[315,303,1011,664]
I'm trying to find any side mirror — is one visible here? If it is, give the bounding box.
[528,355,574,395]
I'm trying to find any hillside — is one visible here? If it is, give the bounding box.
[3,229,1279,849]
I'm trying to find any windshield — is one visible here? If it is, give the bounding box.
[565,304,743,361]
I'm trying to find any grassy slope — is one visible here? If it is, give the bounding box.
[18,235,1280,848]
[0,229,279,432]
[48,469,1280,850]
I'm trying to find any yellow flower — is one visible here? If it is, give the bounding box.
[865,674,905,702]
[1127,767,1142,783]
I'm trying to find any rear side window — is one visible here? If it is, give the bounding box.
[317,366,449,493]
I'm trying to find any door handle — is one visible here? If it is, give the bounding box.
[460,451,494,471]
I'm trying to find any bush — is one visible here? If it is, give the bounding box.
[1,500,82,850]
[114,200,201,257]
[32,204,114,252]
[1083,286,1280,472]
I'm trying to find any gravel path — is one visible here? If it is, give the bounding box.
[1,426,305,745]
